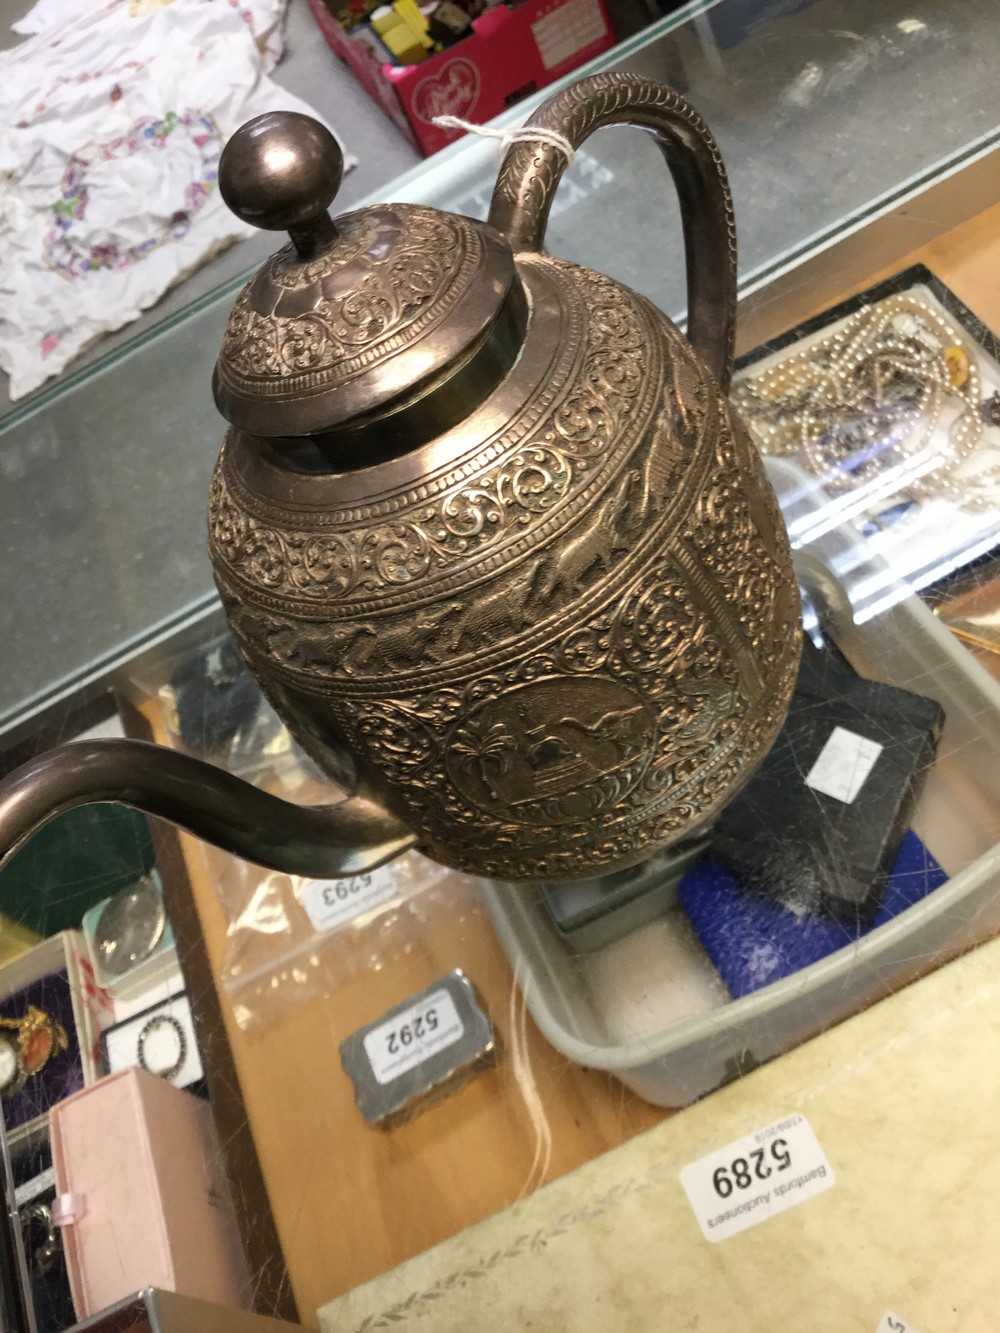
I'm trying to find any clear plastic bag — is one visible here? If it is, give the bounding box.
[209,846,468,1030]
[125,630,473,1029]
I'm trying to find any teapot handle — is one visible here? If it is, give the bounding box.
[487,73,737,391]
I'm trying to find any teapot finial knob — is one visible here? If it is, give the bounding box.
[219,111,342,259]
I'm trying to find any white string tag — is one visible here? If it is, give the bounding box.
[432,114,576,165]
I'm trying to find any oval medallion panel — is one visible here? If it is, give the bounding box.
[446,676,657,826]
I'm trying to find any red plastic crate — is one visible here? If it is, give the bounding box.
[307,0,616,156]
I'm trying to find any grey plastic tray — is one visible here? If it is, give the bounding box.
[481,461,1000,1107]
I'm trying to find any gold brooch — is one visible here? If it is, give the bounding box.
[0,1006,69,1099]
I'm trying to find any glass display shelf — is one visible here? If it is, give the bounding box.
[95,386,1000,1324]
[1,7,999,1327]
[2,0,998,746]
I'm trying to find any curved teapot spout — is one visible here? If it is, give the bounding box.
[0,739,416,878]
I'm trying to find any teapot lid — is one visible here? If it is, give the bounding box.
[213,112,518,440]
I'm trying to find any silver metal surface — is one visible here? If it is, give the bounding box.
[0,740,415,880]
[205,73,797,882]
[218,112,344,247]
[339,970,496,1128]
[211,122,521,438]
[2,0,997,749]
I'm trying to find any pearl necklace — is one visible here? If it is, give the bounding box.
[732,295,990,506]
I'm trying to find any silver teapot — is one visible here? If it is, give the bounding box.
[0,74,799,885]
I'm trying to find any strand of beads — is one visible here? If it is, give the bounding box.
[732,295,989,504]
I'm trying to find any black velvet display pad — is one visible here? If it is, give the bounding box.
[711,639,945,923]
[11,1132,77,1333]
[0,1129,31,1333]
[170,637,261,755]
[0,968,83,1132]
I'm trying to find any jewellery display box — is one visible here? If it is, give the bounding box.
[101,990,204,1092]
[62,1286,306,1332]
[0,913,42,969]
[49,1067,250,1320]
[482,458,1000,1107]
[732,266,1000,611]
[10,1122,76,1333]
[0,932,103,1138]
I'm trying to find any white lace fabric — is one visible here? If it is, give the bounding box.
[0,0,352,400]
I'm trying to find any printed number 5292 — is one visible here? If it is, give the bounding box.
[385,1007,439,1055]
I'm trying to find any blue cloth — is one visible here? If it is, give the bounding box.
[679,830,947,999]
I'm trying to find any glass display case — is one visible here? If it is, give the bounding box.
[1,1,999,1329]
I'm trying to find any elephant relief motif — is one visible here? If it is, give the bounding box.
[209,248,798,880]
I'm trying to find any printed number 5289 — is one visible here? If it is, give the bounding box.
[712,1139,791,1198]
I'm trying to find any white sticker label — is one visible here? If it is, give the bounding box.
[877,1314,920,1333]
[364,989,464,1085]
[532,0,606,70]
[679,1113,835,1242]
[15,1166,56,1208]
[805,725,883,803]
[300,866,398,933]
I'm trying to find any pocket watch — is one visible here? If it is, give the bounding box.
[0,1029,24,1098]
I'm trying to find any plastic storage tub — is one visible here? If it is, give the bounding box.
[481,461,1000,1107]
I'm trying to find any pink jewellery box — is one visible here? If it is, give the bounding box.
[49,1066,250,1319]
